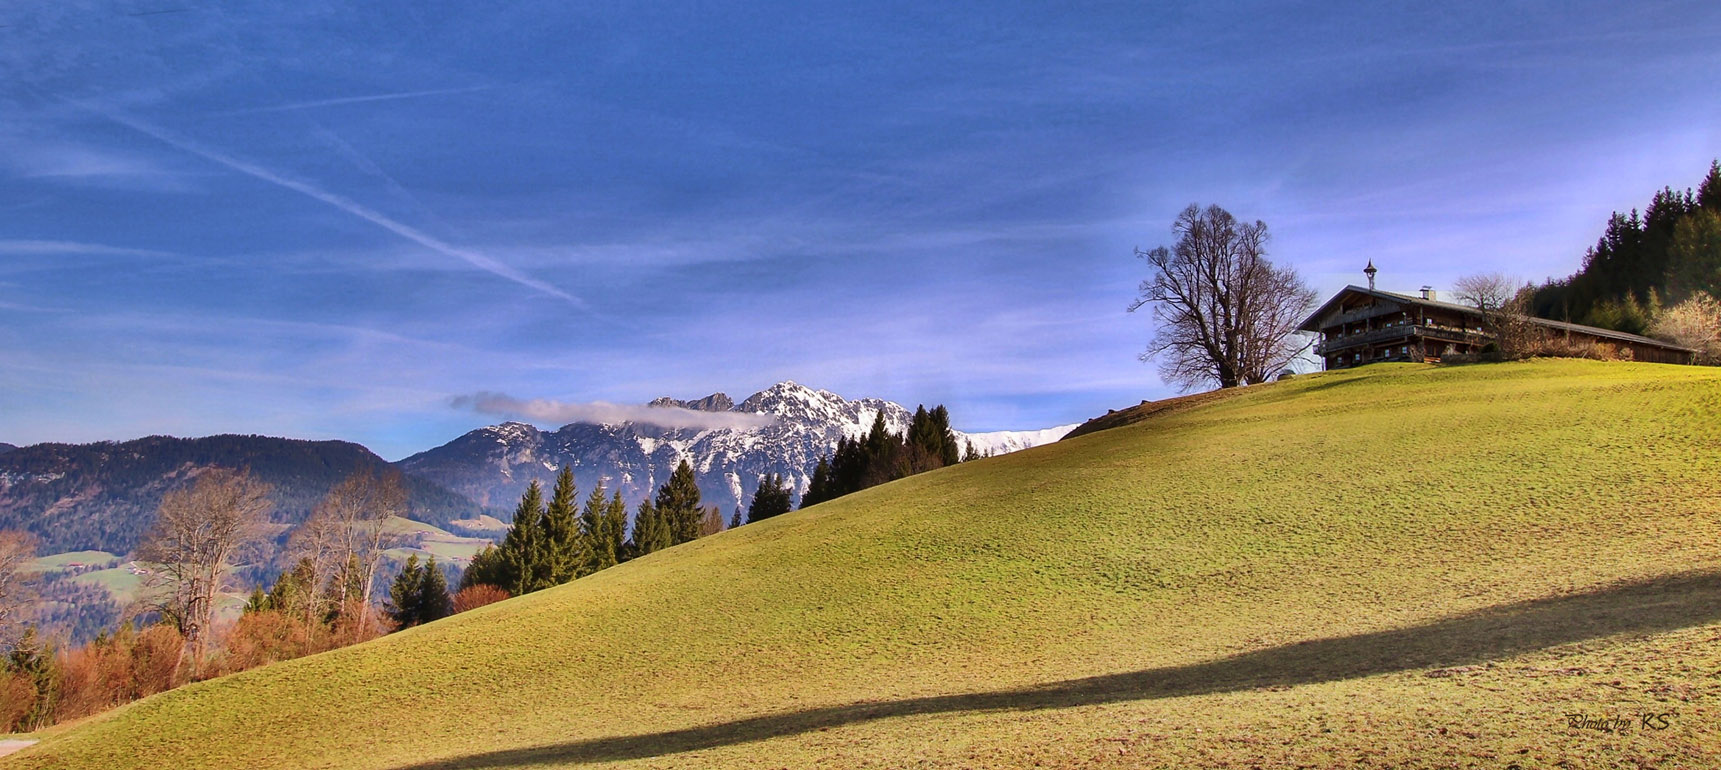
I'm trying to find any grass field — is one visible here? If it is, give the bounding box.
[66,564,144,598]
[24,551,119,573]
[381,515,492,566]
[381,516,456,539]
[10,360,1721,769]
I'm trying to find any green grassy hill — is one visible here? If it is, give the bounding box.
[13,360,1721,769]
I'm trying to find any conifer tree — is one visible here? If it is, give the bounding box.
[1699,160,1721,212]
[748,473,792,523]
[541,466,585,584]
[388,555,426,627]
[579,483,615,573]
[656,460,704,545]
[415,557,451,624]
[498,481,546,596]
[861,410,902,488]
[629,498,669,557]
[459,545,507,592]
[802,456,832,508]
[602,491,629,566]
[929,405,960,467]
[729,507,742,529]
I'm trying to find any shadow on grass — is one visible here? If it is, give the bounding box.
[395,570,1721,768]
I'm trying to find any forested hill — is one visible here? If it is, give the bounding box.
[0,435,479,553]
[0,443,15,455]
[1531,160,1721,332]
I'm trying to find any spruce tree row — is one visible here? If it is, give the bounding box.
[459,459,713,597]
[800,404,974,509]
[387,555,452,628]
[1532,160,1721,333]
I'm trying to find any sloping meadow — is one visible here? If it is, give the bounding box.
[17,359,1721,769]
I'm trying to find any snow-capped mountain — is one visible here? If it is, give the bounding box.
[397,381,1074,517]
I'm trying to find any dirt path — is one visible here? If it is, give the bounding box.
[0,739,37,759]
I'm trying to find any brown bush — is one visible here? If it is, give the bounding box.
[213,610,328,677]
[328,599,393,648]
[0,671,39,731]
[129,624,185,697]
[451,584,509,614]
[55,624,187,721]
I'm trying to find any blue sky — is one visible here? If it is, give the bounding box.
[2,2,1719,459]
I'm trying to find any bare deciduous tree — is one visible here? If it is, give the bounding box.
[136,468,272,674]
[1453,272,1537,354]
[0,531,39,650]
[1650,291,1721,364]
[1130,204,1318,389]
[289,469,407,625]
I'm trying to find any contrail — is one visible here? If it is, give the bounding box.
[71,100,582,306]
[210,87,489,117]
[310,124,442,226]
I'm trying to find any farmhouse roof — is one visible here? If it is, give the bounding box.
[1298,285,1696,353]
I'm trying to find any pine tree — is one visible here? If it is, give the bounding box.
[748,473,792,523]
[579,483,615,573]
[267,557,320,622]
[388,555,426,628]
[729,507,743,529]
[603,491,629,566]
[929,405,960,467]
[629,498,669,557]
[802,455,832,508]
[498,481,546,596]
[416,557,451,624]
[541,466,585,584]
[656,460,704,545]
[1698,160,1721,212]
[460,545,507,591]
[1668,208,1721,300]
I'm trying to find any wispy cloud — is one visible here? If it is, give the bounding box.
[0,299,67,313]
[208,86,490,117]
[65,99,585,307]
[0,239,176,258]
[452,392,778,431]
[4,142,198,191]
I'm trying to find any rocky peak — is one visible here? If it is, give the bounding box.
[647,393,735,412]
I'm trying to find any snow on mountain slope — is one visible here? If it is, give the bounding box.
[961,424,1080,456]
[398,382,1067,517]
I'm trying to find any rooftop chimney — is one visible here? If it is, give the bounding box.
[1364,260,1377,290]
[1420,286,1436,301]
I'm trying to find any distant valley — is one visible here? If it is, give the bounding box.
[0,382,1072,556]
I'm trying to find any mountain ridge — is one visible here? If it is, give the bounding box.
[400,381,1074,516]
[0,434,480,553]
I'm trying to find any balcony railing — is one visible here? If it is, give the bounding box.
[1316,324,1492,356]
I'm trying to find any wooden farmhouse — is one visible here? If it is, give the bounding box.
[1299,263,1698,371]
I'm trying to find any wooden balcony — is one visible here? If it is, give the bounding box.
[1316,324,1492,356]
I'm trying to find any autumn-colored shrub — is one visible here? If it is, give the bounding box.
[0,670,40,731]
[451,584,509,614]
[328,600,394,648]
[212,610,327,677]
[55,624,186,721]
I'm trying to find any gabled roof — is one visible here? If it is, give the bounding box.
[1299,285,1697,353]
[1297,285,1447,332]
